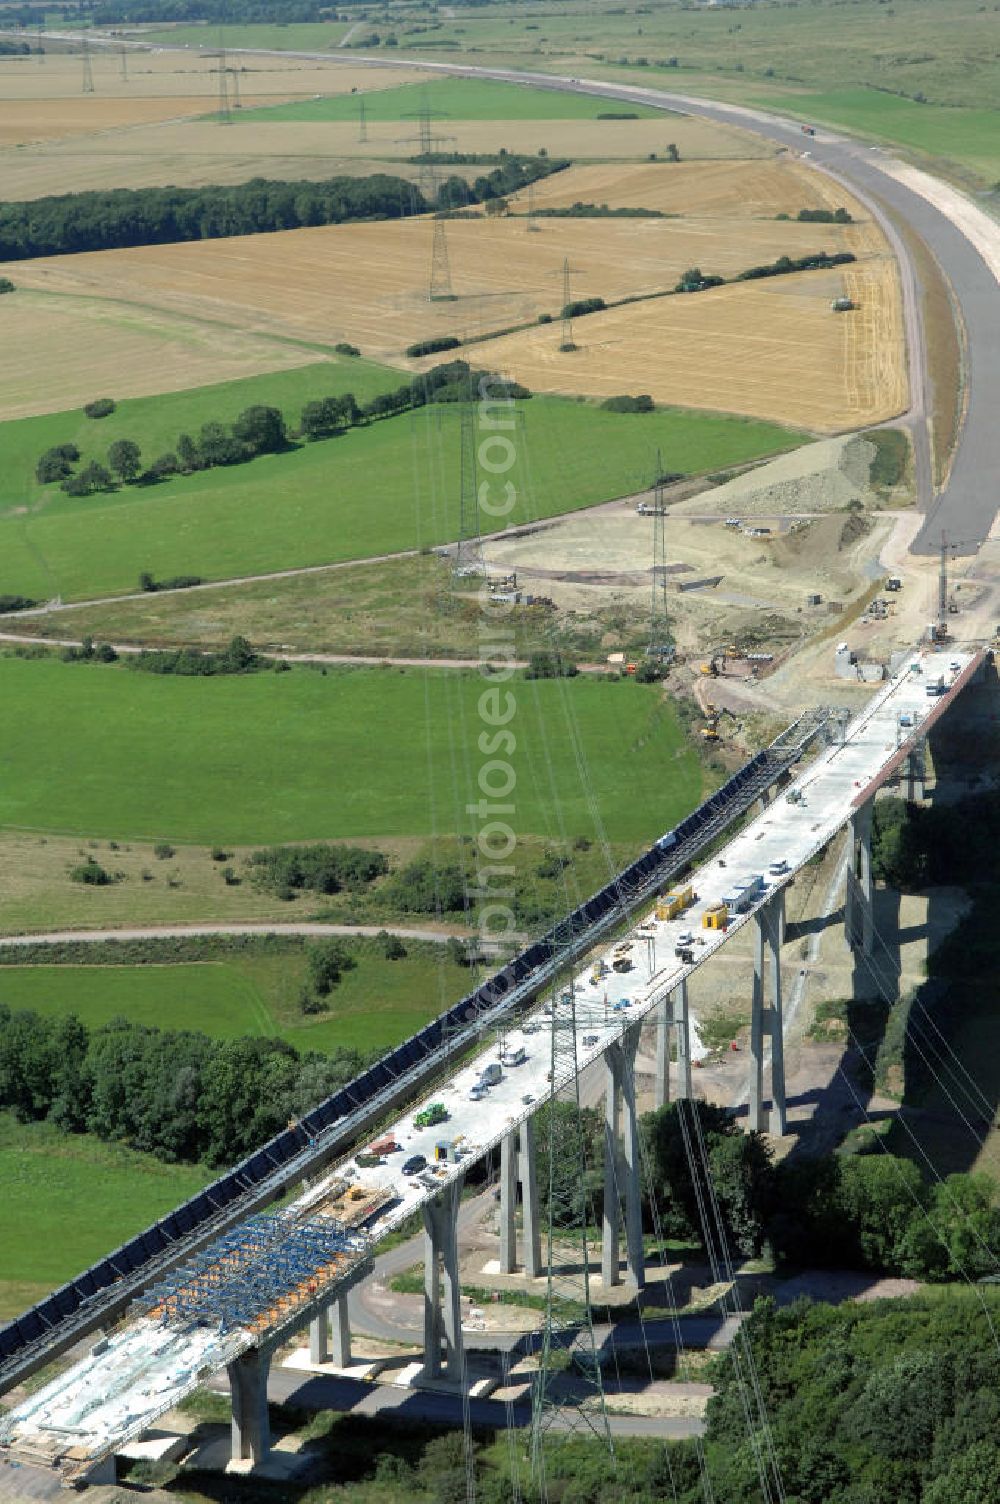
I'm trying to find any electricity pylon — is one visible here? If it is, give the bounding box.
[531,981,614,1482]
[358,96,368,142]
[81,33,94,94]
[649,448,672,660]
[454,396,484,578]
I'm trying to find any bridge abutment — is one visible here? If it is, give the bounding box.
[749,891,786,1136]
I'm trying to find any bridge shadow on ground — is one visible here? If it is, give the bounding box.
[783,662,1000,1182]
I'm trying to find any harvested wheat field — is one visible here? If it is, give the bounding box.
[507,156,864,220]
[2,213,864,366]
[0,51,432,101]
[0,293,316,420]
[459,256,907,433]
[0,148,448,201]
[0,54,435,147]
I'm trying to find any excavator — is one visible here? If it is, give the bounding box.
[700,703,737,742]
[699,643,740,677]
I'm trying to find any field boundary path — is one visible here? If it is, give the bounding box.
[0,922,477,947]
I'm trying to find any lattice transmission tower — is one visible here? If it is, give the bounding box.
[454,395,484,578]
[530,981,614,1482]
[217,46,231,122]
[119,46,128,81]
[400,98,457,301]
[648,448,672,660]
[358,96,368,142]
[81,33,94,94]
[558,258,580,351]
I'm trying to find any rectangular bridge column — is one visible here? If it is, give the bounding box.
[655,993,670,1109]
[422,1177,464,1382]
[228,1346,271,1468]
[602,1025,644,1290]
[499,1120,541,1277]
[844,800,874,957]
[655,983,692,1110]
[903,739,925,802]
[749,890,786,1136]
[310,1289,353,1367]
[518,1116,542,1278]
[673,980,692,1101]
[499,1128,518,1274]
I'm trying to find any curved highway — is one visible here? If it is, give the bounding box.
[27,35,1000,553]
[151,43,999,558]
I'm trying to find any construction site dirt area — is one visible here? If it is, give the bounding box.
[482,499,894,665]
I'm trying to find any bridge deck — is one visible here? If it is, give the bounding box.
[0,647,983,1476]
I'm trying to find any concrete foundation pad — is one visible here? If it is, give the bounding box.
[118,1431,187,1465]
[224,1451,313,1482]
[282,1347,385,1382]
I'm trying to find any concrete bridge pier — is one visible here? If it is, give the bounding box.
[844,799,874,957]
[749,891,786,1137]
[422,1177,464,1381]
[499,1118,541,1277]
[309,1291,352,1367]
[903,740,925,802]
[228,1345,272,1469]
[602,1023,645,1291]
[654,980,692,1109]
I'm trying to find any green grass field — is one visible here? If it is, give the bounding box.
[0,949,466,1055]
[0,358,401,516]
[747,87,1000,185]
[0,1113,209,1316]
[0,656,702,846]
[0,393,800,603]
[230,76,660,123]
[143,1,1000,184]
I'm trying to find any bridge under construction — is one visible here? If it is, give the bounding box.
[0,645,986,1485]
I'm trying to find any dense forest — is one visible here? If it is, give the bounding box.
[0,154,564,260]
[0,1000,365,1165]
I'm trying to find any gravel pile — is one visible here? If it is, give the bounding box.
[677,434,879,518]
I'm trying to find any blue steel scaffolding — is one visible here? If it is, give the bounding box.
[135,1216,365,1333]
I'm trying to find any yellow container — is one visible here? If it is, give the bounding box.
[657,884,693,922]
[703,904,728,930]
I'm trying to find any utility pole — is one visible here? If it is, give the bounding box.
[120,46,128,82]
[81,33,94,94]
[358,95,367,143]
[230,64,241,111]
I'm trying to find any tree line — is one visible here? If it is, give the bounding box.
[35,362,530,497]
[0,155,562,261]
[532,1096,1000,1285]
[0,1002,366,1166]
